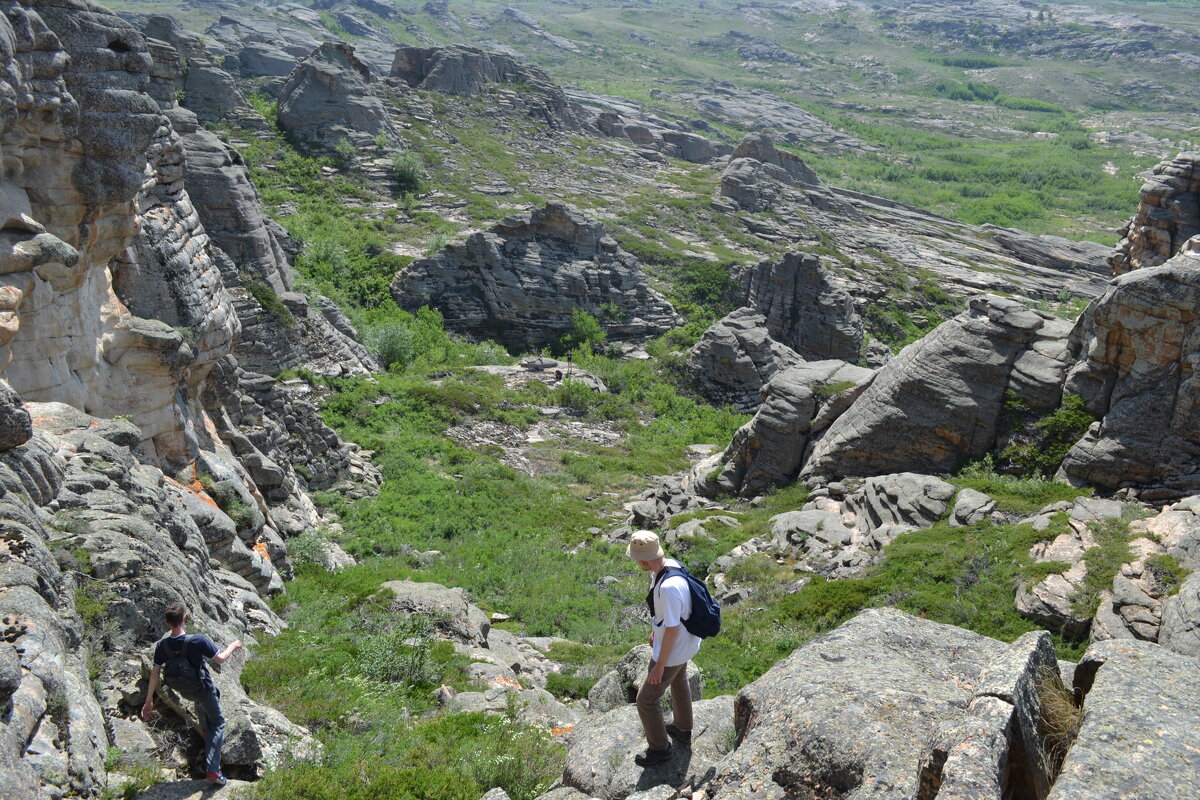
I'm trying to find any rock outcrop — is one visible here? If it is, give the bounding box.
[390,45,591,130]
[697,609,1044,800]
[1047,639,1200,800]
[380,580,580,728]
[1059,248,1200,499]
[1109,152,1200,275]
[0,2,380,793]
[720,133,849,215]
[392,202,679,350]
[136,31,374,378]
[561,696,736,800]
[803,295,1073,481]
[278,42,397,154]
[685,308,803,412]
[736,251,863,362]
[699,360,872,498]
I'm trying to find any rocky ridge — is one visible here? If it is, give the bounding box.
[0,1,380,795]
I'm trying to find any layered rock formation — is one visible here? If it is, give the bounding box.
[390,45,591,131]
[278,41,397,154]
[736,251,863,362]
[391,202,679,350]
[803,295,1073,481]
[1109,152,1199,275]
[684,307,803,412]
[698,359,873,498]
[0,2,379,794]
[1059,247,1200,499]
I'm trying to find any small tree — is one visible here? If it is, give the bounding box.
[334,137,356,167]
[559,308,606,354]
[390,150,425,194]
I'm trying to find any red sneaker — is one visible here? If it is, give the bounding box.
[205,772,228,786]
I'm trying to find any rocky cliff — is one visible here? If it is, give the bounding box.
[0,2,378,795]
[391,202,680,350]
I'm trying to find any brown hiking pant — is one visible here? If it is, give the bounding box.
[635,660,693,752]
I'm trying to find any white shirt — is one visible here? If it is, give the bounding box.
[651,558,703,667]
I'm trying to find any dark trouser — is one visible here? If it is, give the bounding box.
[635,660,693,752]
[193,684,225,775]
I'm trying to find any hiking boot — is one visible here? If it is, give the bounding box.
[634,747,673,767]
[666,722,692,745]
[205,772,228,787]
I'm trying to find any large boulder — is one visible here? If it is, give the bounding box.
[380,580,491,647]
[704,361,872,498]
[803,295,1072,481]
[698,608,1021,799]
[391,202,679,350]
[1059,248,1200,500]
[684,307,803,412]
[737,251,863,362]
[277,42,397,154]
[1048,639,1200,800]
[719,133,848,214]
[1109,152,1200,275]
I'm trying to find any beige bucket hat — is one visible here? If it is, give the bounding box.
[627,530,664,560]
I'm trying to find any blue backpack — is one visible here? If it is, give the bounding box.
[649,564,722,639]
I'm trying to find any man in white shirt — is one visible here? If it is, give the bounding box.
[628,530,701,767]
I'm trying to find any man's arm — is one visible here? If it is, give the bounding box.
[140,665,160,721]
[648,625,680,685]
[211,639,243,665]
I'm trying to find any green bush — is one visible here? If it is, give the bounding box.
[390,151,425,194]
[558,308,606,355]
[371,324,417,370]
[334,137,356,166]
[1144,553,1190,596]
[1000,394,1096,477]
[245,279,298,329]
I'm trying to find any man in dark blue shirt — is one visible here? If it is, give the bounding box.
[141,602,242,786]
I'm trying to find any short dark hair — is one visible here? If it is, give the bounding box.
[165,602,187,627]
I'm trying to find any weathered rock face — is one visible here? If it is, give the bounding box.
[984,225,1113,275]
[392,202,679,350]
[278,42,397,154]
[685,307,804,412]
[206,14,319,79]
[697,609,1020,799]
[1048,639,1200,800]
[1109,152,1200,275]
[737,251,863,362]
[390,45,591,130]
[134,33,374,379]
[804,295,1073,481]
[0,2,380,793]
[0,406,313,798]
[139,15,262,129]
[1060,249,1200,499]
[720,133,849,214]
[702,360,872,498]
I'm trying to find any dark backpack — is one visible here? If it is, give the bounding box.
[161,635,208,699]
[649,564,722,639]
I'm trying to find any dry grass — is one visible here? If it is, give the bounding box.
[1036,663,1083,776]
